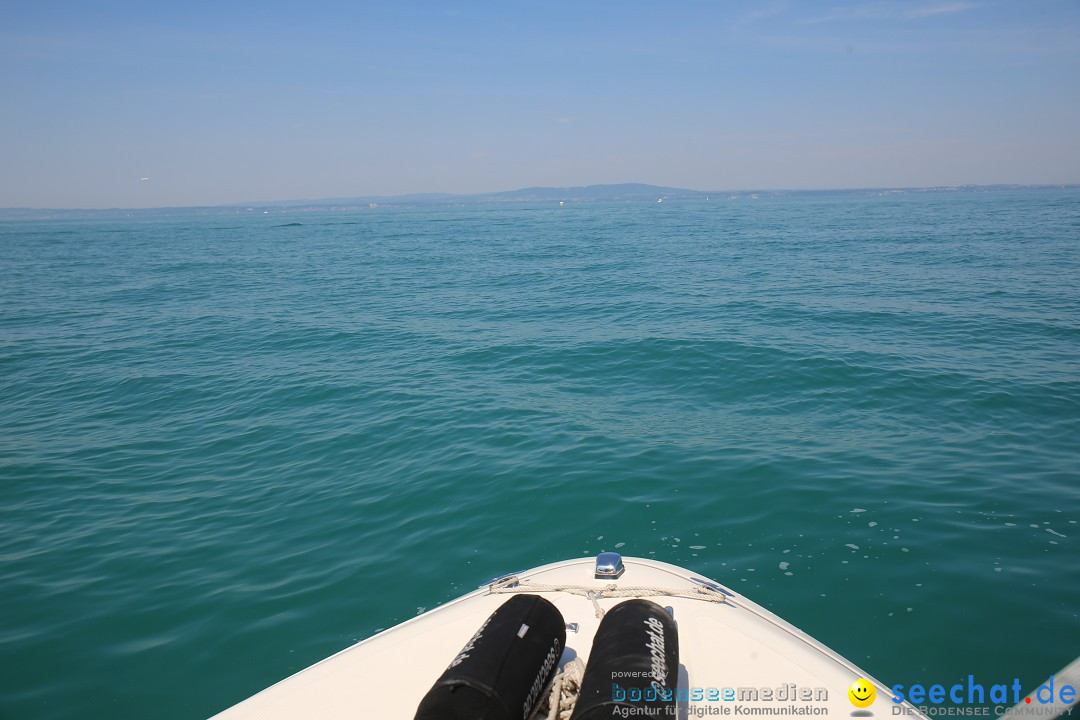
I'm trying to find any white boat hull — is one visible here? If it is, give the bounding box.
[212,556,926,719]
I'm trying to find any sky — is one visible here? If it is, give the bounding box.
[1,0,1078,208]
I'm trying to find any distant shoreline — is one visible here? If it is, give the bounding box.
[1,183,1077,220]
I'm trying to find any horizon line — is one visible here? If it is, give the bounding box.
[2,181,1078,214]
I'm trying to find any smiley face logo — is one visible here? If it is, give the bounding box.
[848,678,876,708]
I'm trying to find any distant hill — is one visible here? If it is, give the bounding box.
[289,183,700,207]
[250,182,1077,209]
[469,183,697,202]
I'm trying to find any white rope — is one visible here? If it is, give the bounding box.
[489,576,727,617]
[526,657,586,720]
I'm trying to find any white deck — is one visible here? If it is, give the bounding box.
[212,557,925,719]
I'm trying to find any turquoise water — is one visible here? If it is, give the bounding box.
[2,190,1078,719]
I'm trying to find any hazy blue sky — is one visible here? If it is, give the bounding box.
[2,1,1078,208]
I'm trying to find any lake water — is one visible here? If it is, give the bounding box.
[1,189,1078,719]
